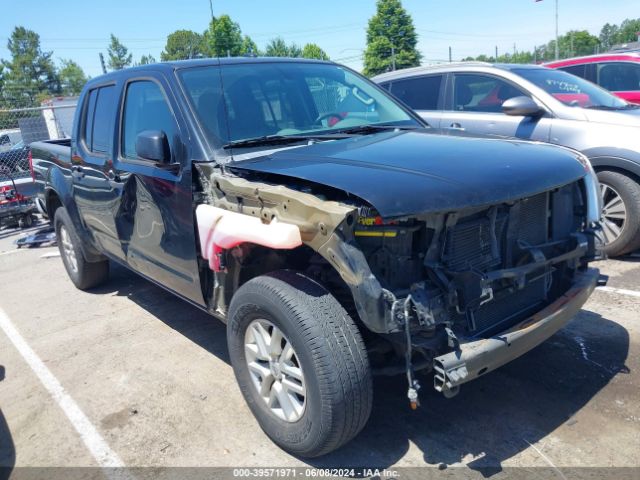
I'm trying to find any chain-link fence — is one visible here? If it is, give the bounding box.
[0,100,77,186]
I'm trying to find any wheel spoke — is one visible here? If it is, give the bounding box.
[250,323,271,360]
[279,342,294,363]
[247,361,273,397]
[269,326,284,357]
[281,363,303,382]
[602,219,622,243]
[273,381,297,421]
[281,376,305,396]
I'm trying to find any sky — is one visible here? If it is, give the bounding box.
[0,0,636,78]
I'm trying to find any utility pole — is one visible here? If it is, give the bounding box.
[495,45,498,62]
[209,0,214,23]
[555,0,559,60]
[513,43,517,57]
[449,46,452,63]
[534,46,537,64]
[391,46,396,70]
[99,52,107,74]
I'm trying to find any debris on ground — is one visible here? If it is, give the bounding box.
[15,227,56,248]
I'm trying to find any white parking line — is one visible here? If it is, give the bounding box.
[0,306,125,469]
[0,249,26,256]
[596,286,640,299]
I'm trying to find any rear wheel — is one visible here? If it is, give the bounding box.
[597,170,640,257]
[54,208,109,290]
[227,270,372,457]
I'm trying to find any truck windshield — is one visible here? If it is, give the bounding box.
[515,68,630,109]
[178,62,420,149]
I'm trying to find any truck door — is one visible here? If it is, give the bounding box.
[440,73,552,141]
[72,83,127,263]
[109,74,205,306]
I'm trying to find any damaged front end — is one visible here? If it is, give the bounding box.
[194,162,603,403]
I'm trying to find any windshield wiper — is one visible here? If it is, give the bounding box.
[584,104,637,111]
[222,133,351,150]
[332,124,424,135]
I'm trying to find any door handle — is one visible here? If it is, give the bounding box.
[71,165,85,179]
[108,169,121,182]
[448,123,465,131]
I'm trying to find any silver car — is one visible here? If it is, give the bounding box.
[374,63,640,256]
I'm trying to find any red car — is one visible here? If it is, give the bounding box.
[546,52,640,104]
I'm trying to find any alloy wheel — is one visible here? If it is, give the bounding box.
[60,225,78,273]
[244,319,306,422]
[600,183,627,245]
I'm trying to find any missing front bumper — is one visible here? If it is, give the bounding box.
[433,268,601,397]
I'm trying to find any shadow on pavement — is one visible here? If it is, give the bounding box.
[92,263,630,473]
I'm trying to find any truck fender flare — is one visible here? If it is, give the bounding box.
[46,170,105,263]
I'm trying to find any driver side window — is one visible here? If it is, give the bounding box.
[121,80,178,160]
[453,74,528,113]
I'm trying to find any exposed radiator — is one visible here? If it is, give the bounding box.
[442,192,551,335]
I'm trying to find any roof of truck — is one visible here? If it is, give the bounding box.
[85,57,334,86]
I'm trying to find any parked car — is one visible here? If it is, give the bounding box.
[31,58,603,457]
[0,129,22,153]
[546,52,640,104]
[374,62,640,256]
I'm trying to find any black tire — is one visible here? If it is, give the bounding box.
[54,207,109,290]
[18,214,33,229]
[597,170,640,257]
[227,270,373,457]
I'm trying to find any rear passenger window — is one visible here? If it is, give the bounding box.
[559,64,587,79]
[83,85,116,154]
[83,90,98,149]
[597,62,640,91]
[92,86,116,154]
[390,75,443,110]
[121,81,178,160]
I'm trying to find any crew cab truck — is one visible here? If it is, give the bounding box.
[31,58,604,457]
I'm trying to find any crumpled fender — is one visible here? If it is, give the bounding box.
[196,204,302,271]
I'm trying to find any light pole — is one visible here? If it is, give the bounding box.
[554,0,559,60]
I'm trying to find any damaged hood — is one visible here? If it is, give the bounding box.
[228,130,586,218]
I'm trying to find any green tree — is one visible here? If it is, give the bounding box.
[58,59,87,96]
[599,23,619,51]
[302,43,329,60]
[613,18,640,45]
[241,35,259,56]
[1,26,60,107]
[363,0,421,76]
[107,34,132,70]
[161,30,204,60]
[265,37,301,57]
[206,15,243,57]
[137,54,156,65]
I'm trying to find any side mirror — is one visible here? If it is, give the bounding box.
[502,96,545,117]
[135,130,170,163]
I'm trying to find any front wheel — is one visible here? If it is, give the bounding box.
[227,270,373,457]
[597,170,640,257]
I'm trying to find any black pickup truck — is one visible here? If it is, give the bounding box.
[31,58,604,457]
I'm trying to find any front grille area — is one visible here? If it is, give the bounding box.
[442,192,552,335]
